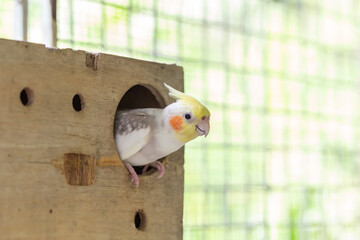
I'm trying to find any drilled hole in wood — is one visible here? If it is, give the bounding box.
[114,85,166,176]
[20,87,34,106]
[72,94,84,112]
[134,210,146,230]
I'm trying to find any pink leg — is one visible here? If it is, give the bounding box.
[142,161,165,179]
[125,162,139,187]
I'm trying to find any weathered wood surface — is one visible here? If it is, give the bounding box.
[0,38,184,240]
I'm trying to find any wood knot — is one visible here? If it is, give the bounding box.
[85,52,99,70]
[63,153,95,186]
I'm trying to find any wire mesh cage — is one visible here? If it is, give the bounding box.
[1,0,360,239]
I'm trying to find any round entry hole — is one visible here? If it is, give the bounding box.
[114,85,166,176]
[20,87,34,106]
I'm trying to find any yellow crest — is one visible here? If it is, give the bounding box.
[164,83,210,118]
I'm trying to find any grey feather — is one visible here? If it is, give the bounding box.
[114,109,164,161]
[114,109,155,135]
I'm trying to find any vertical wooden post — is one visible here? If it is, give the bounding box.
[14,0,28,41]
[42,0,57,47]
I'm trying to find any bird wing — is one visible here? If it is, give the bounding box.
[114,110,156,160]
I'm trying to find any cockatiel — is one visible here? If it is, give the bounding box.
[114,83,210,186]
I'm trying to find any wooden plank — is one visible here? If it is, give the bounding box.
[0,39,184,240]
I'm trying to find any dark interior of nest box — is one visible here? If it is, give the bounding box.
[115,84,166,175]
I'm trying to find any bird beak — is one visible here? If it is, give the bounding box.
[196,116,210,137]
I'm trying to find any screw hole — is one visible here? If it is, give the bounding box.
[134,210,146,230]
[20,87,34,106]
[72,94,84,112]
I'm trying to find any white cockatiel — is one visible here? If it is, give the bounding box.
[114,83,210,186]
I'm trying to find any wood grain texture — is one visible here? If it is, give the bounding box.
[0,39,184,240]
[63,153,95,186]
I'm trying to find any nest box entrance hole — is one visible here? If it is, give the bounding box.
[114,84,166,175]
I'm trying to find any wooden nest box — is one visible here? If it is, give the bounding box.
[0,39,184,240]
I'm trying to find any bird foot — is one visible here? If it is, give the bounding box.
[142,161,165,179]
[125,162,139,187]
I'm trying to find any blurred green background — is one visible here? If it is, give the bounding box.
[2,0,360,239]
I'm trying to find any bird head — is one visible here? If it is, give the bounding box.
[164,83,210,143]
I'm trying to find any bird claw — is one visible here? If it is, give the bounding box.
[142,161,165,179]
[125,161,165,187]
[142,165,149,174]
[125,162,139,187]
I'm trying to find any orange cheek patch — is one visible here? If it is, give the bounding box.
[169,116,183,131]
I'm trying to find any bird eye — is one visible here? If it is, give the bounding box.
[184,113,192,120]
